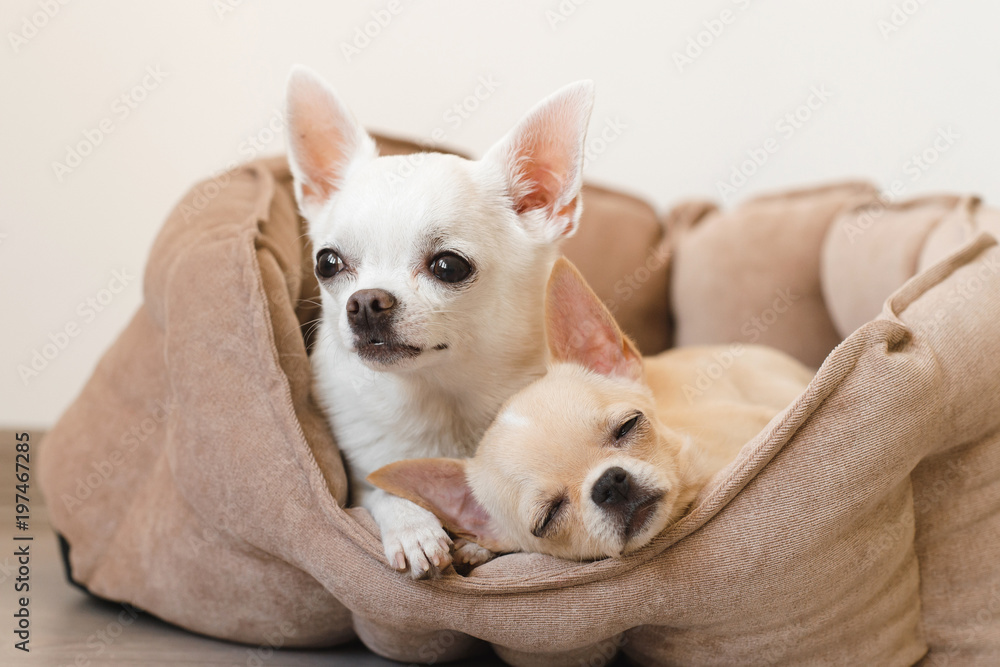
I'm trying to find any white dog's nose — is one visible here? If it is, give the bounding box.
[346,288,396,331]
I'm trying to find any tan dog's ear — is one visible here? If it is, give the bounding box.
[546,257,643,381]
[482,81,594,241]
[368,459,509,553]
[285,65,377,219]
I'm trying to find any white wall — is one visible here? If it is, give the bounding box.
[3,0,997,428]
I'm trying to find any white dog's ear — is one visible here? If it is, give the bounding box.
[483,81,594,242]
[545,257,643,381]
[368,458,510,553]
[285,65,376,220]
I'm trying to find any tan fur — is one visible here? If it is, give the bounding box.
[370,259,813,563]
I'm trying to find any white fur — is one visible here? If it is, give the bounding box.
[285,66,594,577]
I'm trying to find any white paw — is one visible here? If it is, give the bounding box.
[452,538,494,570]
[383,520,453,579]
[367,489,455,579]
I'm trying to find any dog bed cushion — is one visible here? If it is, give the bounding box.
[39,147,1000,665]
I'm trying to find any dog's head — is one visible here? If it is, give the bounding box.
[285,66,594,371]
[369,259,699,560]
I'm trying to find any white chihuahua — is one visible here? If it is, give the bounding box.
[284,66,594,578]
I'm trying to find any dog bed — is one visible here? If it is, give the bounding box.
[39,138,1000,666]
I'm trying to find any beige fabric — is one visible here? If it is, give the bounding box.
[38,146,1000,665]
[822,194,961,338]
[671,181,877,368]
[822,194,1000,339]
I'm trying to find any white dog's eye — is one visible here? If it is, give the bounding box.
[429,252,473,284]
[616,414,641,440]
[316,249,345,279]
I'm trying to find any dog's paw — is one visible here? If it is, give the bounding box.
[452,538,494,572]
[382,517,454,579]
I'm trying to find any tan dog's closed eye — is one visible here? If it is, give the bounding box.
[370,258,813,563]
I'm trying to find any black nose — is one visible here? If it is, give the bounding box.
[591,466,631,507]
[346,289,397,331]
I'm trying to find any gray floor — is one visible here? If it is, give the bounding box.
[0,431,506,666]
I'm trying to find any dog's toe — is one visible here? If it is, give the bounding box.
[383,540,409,572]
[389,524,453,579]
[452,538,494,569]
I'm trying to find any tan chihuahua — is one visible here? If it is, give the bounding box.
[369,258,812,563]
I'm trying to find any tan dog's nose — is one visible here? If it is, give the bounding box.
[591,466,631,507]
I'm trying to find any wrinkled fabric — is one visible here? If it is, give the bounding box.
[39,145,1000,666]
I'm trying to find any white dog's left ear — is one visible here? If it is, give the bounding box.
[285,65,377,220]
[483,81,595,242]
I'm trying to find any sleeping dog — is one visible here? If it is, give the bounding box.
[370,258,812,562]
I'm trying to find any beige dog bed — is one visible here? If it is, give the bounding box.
[39,138,1000,666]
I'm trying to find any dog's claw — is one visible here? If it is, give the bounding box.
[383,518,454,579]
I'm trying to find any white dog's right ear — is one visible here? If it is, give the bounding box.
[483,81,594,242]
[285,65,376,220]
[546,257,643,381]
[368,458,510,553]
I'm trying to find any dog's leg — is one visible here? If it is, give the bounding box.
[365,488,454,579]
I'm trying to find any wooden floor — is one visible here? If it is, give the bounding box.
[0,430,504,666]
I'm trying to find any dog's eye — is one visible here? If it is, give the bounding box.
[532,497,565,538]
[616,414,641,440]
[429,252,472,284]
[316,249,345,279]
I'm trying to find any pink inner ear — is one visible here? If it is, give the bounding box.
[296,118,352,197]
[490,84,593,234]
[286,69,370,209]
[563,325,626,376]
[546,259,642,380]
[512,136,576,214]
[514,162,559,215]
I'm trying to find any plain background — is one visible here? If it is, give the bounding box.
[3,0,998,429]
